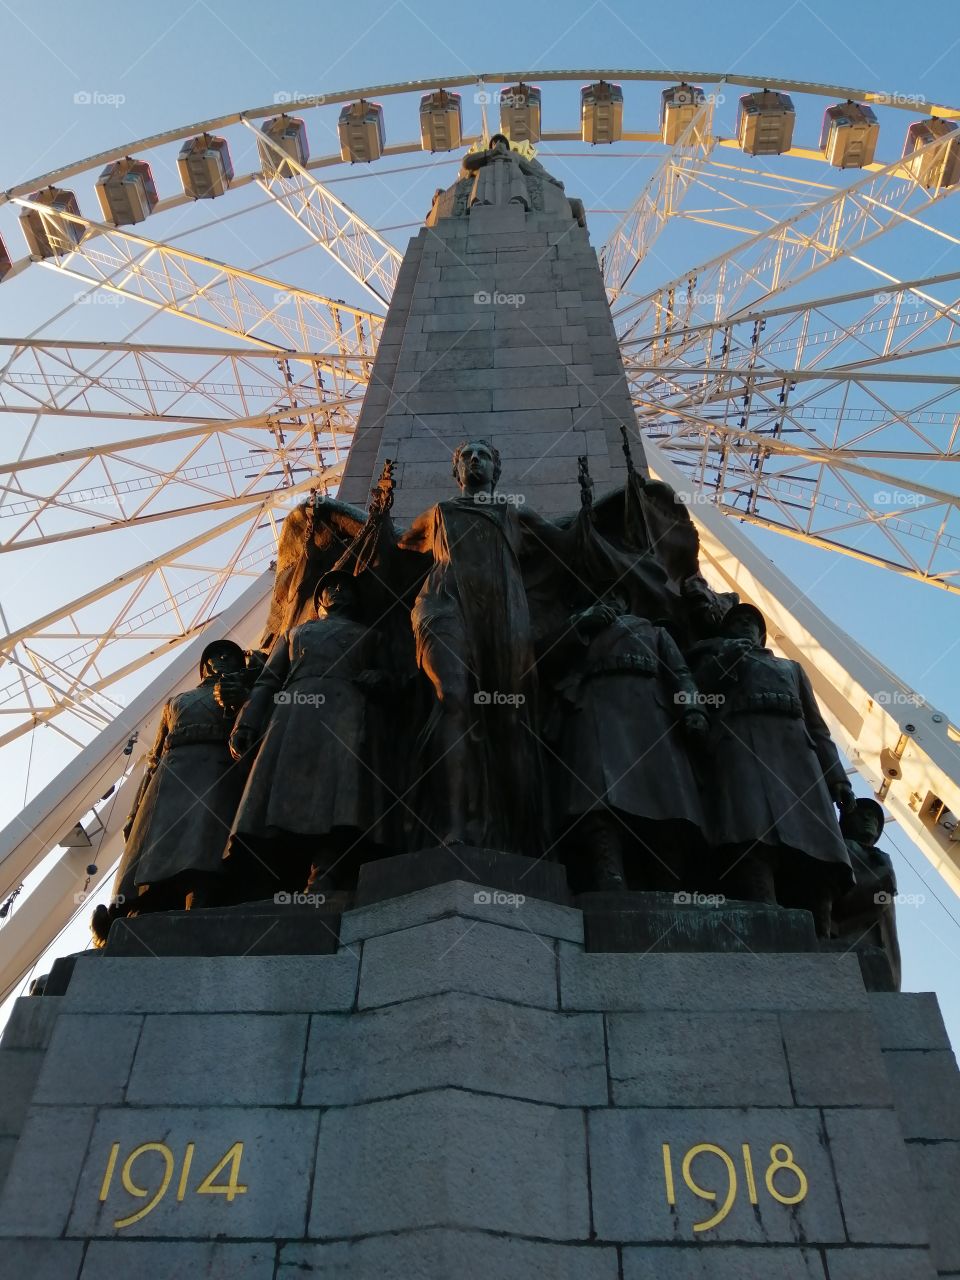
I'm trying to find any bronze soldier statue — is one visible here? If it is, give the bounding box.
[689,604,855,934]
[831,797,901,989]
[397,439,587,853]
[544,586,708,892]
[91,639,253,944]
[226,571,395,898]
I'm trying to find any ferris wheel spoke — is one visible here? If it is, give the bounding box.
[12,197,385,358]
[621,269,960,364]
[0,340,370,426]
[637,396,960,589]
[628,362,960,452]
[246,119,402,307]
[616,131,960,348]
[602,100,716,298]
[0,406,358,537]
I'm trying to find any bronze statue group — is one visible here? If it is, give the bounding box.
[93,437,899,984]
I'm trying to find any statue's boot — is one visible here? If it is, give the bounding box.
[799,884,833,939]
[305,862,337,897]
[185,872,223,910]
[594,847,626,891]
[582,816,626,891]
[726,849,777,907]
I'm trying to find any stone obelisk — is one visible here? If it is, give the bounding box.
[337,146,640,518]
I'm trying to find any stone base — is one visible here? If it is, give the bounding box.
[578,890,819,955]
[102,896,347,958]
[820,939,898,992]
[354,844,571,907]
[0,879,957,1279]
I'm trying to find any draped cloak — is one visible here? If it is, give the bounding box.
[400,498,544,854]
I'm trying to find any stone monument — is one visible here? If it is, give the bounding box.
[0,135,957,1280]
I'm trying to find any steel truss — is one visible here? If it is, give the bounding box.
[12,197,385,361]
[247,120,402,307]
[602,99,716,299]
[613,133,960,341]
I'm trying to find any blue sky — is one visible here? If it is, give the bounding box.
[0,0,958,1046]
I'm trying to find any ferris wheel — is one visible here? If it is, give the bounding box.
[1,68,959,995]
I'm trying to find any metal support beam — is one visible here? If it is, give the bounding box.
[12,199,385,360]
[247,119,402,307]
[601,99,715,299]
[615,133,960,343]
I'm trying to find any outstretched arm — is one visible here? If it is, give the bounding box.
[229,639,292,760]
[518,507,579,559]
[123,704,169,838]
[462,150,491,172]
[657,628,708,738]
[797,663,853,806]
[396,506,436,555]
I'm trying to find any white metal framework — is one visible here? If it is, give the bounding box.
[1,69,959,998]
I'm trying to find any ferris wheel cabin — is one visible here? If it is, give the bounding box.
[820,101,880,168]
[258,115,310,178]
[499,82,542,143]
[581,80,624,144]
[19,187,84,258]
[337,100,386,163]
[177,133,234,199]
[95,158,159,226]
[419,90,463,152]
[737,90,797,155]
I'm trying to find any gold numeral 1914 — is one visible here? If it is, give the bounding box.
[98,1140,246,1229]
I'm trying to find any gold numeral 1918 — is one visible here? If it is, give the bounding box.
[661,1141,807,1232]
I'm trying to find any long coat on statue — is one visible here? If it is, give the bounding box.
[689,639,853,884]
[118,683,248,894]
[398,497,561,854]
[547,613,705,833]
[228,615,391,853]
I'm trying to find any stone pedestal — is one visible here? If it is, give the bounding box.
[0,879,958,1278]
